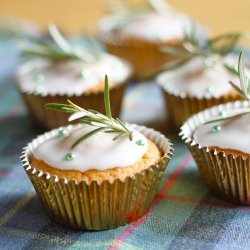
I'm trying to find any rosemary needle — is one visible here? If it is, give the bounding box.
[46,75,133,148]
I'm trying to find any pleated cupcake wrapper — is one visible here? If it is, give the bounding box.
[18,81,128,130]
[101,34,182,79]
[180,100,250,205]
[162,90,243,130]
[21,124,174,230]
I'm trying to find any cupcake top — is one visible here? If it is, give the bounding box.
[189,52,250,156]
[157,57,240,99]
[100,12,200,42]
[99,1,205,42]
[16,54,131,96]
[23,75,174,184]
[193,109,250,155]
[157,30,248,98]
[16,24,132,96]
[33,124,148,171]
[31,75,160,174]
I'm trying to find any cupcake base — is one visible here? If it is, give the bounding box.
[163,90,243,130]
[180,101,250,205]
[186,143,250,205]
[25,162,166,230]
[21,124,173,230]
[102,35,182,80]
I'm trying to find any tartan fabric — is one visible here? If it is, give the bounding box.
[1,38,250,250]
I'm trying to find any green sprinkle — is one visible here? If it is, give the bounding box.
[204,58,215,68]
[204,58,216,68]
[80,70,89,79]
[65,152,75,161]
[167,82,174,87]
[206,86,214,94]
[218,111,226,117]
[58,128,68,137]
[211,125,221,133]
[34,73,45,83]
[34,85,45,95]
[116,61,124,69]
[136,140,145,146]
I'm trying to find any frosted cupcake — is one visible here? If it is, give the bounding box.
[98,0,205,79]
[180,52,250,205]
[16,24,132,129]
[21,76,173,230]
[157,32,247,130]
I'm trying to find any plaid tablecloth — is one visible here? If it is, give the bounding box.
[1,38,250,250]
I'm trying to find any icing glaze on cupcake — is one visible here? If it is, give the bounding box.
[157,57,240,99]
[193,111,250,155]
[33,124,149,171]
[17,54,132,96]
[100,11,200,42]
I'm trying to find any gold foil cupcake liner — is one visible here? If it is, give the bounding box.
[162,90,243,130]
[21,124,174,230]
[101,34,182,79]
[18,81,128,130]
[180,100,250,205]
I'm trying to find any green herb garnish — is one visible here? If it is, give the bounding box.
[46,75,133,148]
[0,16,38,39]
[105,0,171,15]
[204,52,250,125]
[104,0,172,31]
[159,29,247,72]
[19,24,98,62]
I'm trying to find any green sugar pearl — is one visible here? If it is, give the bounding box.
[211,125,222,133]
[80,70,89,79]
[34,73,45,83]
[206,86,214,94]
[204,58,216,68]
[218,111,226,117]
[65,152,75,161]
[136,140,145,146]
[58,128,68,137]
[34,84,45,95]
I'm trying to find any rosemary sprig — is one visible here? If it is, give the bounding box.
[0,16,39,39]
[19,23,98,63]
[160,28,247,72]
[204,52,250,125]
[229,52,250,99]
[147,0,173,15]
[46,75,133,148]
[105,0,171,15]
[104,0,172,31]
[204,111,250,125]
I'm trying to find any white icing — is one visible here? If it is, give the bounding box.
[157,57,239,98]
[17,53,132,96]
[194,109,250,154]
[99,12,206,42]
[33,124,148,171]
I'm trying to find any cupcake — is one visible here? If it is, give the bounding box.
[16,24,132,129]
[20,76,173,230]
[157,57,243,130]
[98,0,205,79]
[156,31,248,130]
[180,52,250,205]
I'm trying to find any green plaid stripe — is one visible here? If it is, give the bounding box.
[1,38,250,250]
